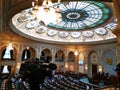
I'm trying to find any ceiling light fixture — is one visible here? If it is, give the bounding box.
[31,0,62,25]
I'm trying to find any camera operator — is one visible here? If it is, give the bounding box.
[114,63,120,87]
[19,58,57,90]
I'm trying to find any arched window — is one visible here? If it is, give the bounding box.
[40,51,45,62]
[1,65,11,74]
[40,49,52,63]
[22,49,31,61]
[68,52,75,62]
[2,65,9,74]
[1,48,14,60]
[55,50,64,62]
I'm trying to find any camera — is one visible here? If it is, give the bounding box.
[19,58,57,84]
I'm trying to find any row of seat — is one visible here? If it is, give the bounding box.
[1,71,118,90]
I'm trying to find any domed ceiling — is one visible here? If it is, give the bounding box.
[10,1,117,44]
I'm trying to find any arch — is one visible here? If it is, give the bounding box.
[21,47,36,61]
[1,45,17,60]
[88,51,98,77]
[88,51,98,64]
[0,44,18,75]
[1,65,10,74]
[102,49,116,75]
[22,47,31,61]
[55,50,65,62]
[1,65,12,75]
[78,53,84,65]
[40,48,52,63]
[67,51,75,62]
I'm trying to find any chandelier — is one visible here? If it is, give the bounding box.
[31,0,62,25]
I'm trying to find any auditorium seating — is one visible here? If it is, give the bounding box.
[0,71,118,90]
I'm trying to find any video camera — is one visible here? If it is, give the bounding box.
[19,58,57,84]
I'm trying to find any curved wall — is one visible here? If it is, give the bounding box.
[0,33,118,76]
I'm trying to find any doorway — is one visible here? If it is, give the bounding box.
[92,64,97,76]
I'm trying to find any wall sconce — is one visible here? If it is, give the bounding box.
[85,64,88,70]
[7,37,14,50]
[99,66,102,72]
[65,63,68,68]
[74,50,78,56]
[7,43,13,50]
[26,47,29,49]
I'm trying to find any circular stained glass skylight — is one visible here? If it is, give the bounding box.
[48,1,112,30]
[10,1,117,44]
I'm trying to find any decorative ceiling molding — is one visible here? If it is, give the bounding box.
[9,1,117,44]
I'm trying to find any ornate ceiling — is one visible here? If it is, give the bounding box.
[9,1,117,44]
